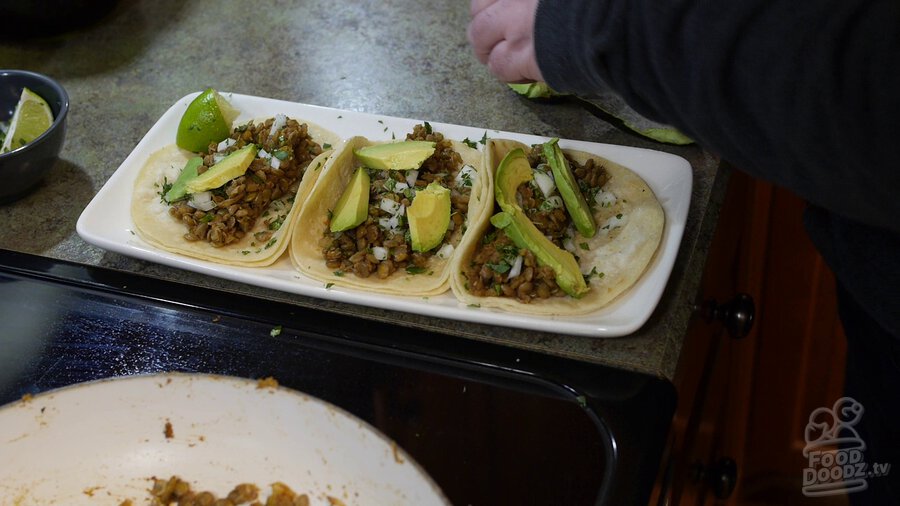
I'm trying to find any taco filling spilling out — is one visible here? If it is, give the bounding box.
[166,117,323,248]
[291,124,489,296]
[463,143,611,303]
[131,114,337,266]
[321,125,472,278]
[450,138,664,315]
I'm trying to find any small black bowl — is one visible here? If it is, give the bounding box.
[0,70,68,203]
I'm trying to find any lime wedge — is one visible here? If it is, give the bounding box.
[176,88,237,153]
[0,87,54,154]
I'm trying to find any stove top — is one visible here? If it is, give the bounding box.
[0,249,674,505]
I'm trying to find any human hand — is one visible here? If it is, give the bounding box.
[467,0,543,83]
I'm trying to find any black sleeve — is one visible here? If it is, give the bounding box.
[534,0,900,233]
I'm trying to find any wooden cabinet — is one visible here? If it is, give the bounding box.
[653,168,849,505]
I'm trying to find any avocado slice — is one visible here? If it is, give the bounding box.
[543,138,596,238]
[493,148,589,298]
[330,167,371,232]
[163,156,204,203]
[185,144,258,194]
[354,140,436,170]
[408,182,451,252]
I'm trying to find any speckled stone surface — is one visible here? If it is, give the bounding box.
[0,0,728,380]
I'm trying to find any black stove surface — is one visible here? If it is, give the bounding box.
[0,249,674,505]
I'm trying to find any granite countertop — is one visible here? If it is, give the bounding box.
[0,0,727,380]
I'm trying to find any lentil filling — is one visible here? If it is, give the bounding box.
[320,124,475,279]
[166,117,324,248]
[463,144,610,303]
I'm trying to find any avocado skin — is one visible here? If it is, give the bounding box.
[354,141,436,170]
[164,156,204,203]
[543,138,596,238]
[408,182,451,252]
[493,148,589,298]
[330,167,371,232]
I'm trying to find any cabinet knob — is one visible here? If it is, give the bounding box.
[695,293,755,338]
[691,457,738,499]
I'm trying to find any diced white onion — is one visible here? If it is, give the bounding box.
[269,156,281,169]
[257,148,270,160]
[216,138,236,152]
[379,198,401,215]
[598,213,628,236]
[533,170,556,198]
[269,113,287,139]
[393,181,409,192]
[379,215,400,231]
[378,204,405,231]
[372,246,388,261]
[563,238,577,253]
[406,170,419,187]
[436,243,455,260]
[507,255,524,278]
[187,191,216,211]
[608,213,628,228]
[213,153,225,164]
[594,189,617,208]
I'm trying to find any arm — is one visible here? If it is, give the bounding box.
[471,0,900,232]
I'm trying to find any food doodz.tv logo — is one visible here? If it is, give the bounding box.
[802,397,891,497]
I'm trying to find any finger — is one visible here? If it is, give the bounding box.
[467,3,506,64]
[486,39,543,83]
[470,0,498,17]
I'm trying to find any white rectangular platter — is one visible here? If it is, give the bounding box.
[77,92,692,337]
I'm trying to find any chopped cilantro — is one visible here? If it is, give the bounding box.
[406,265,427,275]
[333,270,345,277]
[487,262,510,274]
[269,215,286,231]
[158,177,173,201]
[323,143,332,150]
[424,121,433,134]
[462,138,477,149]
[325,282,335,289]
[583,267,605,282]
[575,395,587,408]
[579,242,590,250]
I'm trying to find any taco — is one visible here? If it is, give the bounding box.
[449,138,664,315]
[131,116,339,266]
[290,124,490,296]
